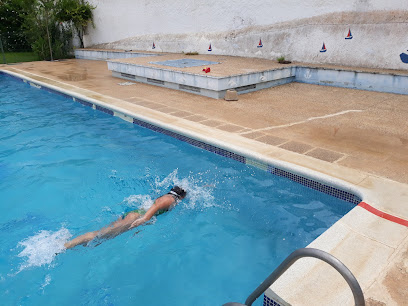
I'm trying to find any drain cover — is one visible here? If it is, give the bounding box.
[150,58,219,68]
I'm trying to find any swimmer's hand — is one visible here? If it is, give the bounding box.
[129,216,146,229]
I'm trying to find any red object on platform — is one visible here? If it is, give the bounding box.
[202,67,210,73]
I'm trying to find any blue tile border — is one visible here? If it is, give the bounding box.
[267,166,361,205]
[132,118,246,163]
[42,85,73,100]
[76,98,93,108]
[0,70,362,205]
[95,104,114,116]
[132,117,361,205]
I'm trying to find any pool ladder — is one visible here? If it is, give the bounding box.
[223,248,365,306]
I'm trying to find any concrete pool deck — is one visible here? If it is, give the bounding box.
[1,58,407,305]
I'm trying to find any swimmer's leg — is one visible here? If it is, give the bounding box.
[64,231,98,249]
[65,212,142,249]
[96,212,142,239]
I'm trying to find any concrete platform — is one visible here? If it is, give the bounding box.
[102,52,408,98]
[2,58,407,305]
[74,48,160,60]
[296,66,408,95]
[107,53,296,98]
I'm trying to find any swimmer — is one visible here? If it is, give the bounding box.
[64,186,187,249]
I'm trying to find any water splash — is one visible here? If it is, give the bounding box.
[125,169,219,211]
[40,274,52,290]
[153,169,179,190]
[16,228,71,273]
[123,194,154,211]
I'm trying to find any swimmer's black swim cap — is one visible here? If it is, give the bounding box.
[170,186,187,199]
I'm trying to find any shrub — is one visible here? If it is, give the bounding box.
[0,0,32,52]
[277,56,285,63]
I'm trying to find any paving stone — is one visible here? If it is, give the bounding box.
[306,148,345,163]
[217,124,246,133]
[241,131,266,139]
[185,115,207,122]
[200,119,224,127]
[132,101,161,108]
[145,102,168,109]
[170,110,193,118]
[257,135,288,146]
[155,106,177,113]
[279,141,314,154]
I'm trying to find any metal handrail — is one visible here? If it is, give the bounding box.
[224,248,365,306]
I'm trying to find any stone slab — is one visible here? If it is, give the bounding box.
[75,49,160,60]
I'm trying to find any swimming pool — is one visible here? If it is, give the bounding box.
[0,72,357,305]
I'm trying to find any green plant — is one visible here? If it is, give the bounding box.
[56,0,95,48]
[277,56,285,63]
[19,0,73,60]
[0,0,33,52]
[0,0,92,61]
[11,0,94,61]
[4,51,40,63]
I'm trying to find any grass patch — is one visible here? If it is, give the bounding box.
[1,52,40,64]
[277,56,292,64]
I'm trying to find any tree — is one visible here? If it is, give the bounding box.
[0,0,94,60]
[20,0,72,60]
[39,0,55,60]
[0,0,33,51]
[56,0,95,48]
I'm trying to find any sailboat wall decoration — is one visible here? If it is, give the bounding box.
[400,51,408,63]
[257,39,263,48]
[208,44,212,52]
[345,29,353,40]
[320,42,327,53]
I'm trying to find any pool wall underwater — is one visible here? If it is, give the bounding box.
[0,69,368,305]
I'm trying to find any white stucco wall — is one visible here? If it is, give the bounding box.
[84,0,408,70]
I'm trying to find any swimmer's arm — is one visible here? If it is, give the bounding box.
[128,205,157,229]
[128,217,146,229]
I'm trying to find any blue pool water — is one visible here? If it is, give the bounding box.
[0,73,355,305]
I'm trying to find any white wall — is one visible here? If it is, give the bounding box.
[84,0,408,70]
